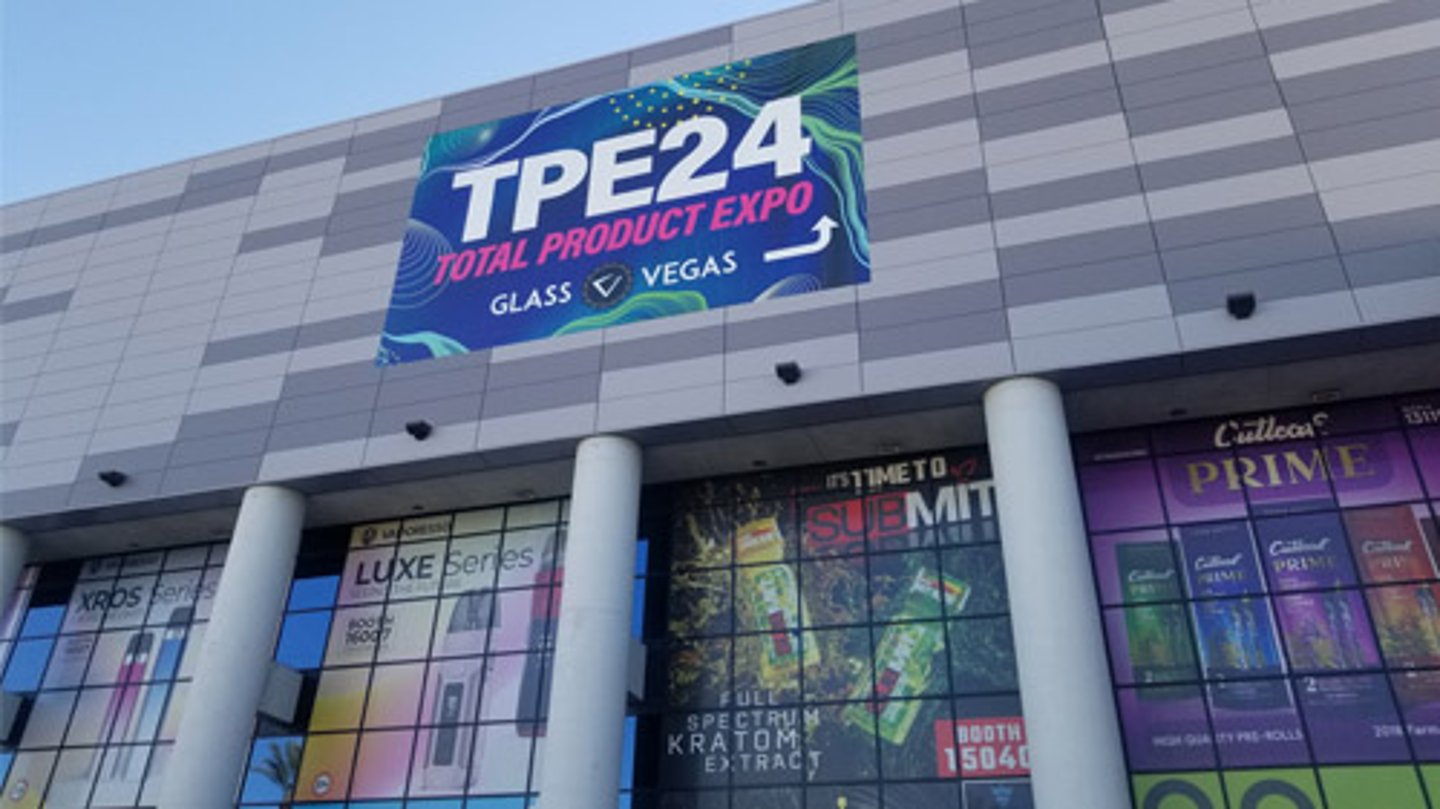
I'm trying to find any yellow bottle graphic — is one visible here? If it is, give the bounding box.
[735,517,818,688]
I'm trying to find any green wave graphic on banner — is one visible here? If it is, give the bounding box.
[553,291,709,335]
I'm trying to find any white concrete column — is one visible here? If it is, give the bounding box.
[0,526,30,617]
[984,377,1130,809]
[537,435,642,809]
[159,485,305,809]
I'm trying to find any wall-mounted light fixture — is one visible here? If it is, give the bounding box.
[97,470,128,487]
[1226,291,1257,320]
[404,420,433,441]
[774,361,802,385]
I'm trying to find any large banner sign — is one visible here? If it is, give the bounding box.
[378,36,869,364]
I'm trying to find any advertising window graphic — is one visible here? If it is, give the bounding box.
[656,448,1032,808]
[378,35,868,364]
[1078,392,1440,808]
[0,545,225,809]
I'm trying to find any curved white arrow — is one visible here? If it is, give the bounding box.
[763,215,838,263]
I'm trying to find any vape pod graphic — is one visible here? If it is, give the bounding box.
[94,632,153,778]
[519,532,561,738]
[423,589,496,791]
[735,517,817,690]
[1114,542,1195,686]
[113,607,192,779]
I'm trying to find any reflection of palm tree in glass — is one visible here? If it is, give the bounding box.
[255,739,303,802]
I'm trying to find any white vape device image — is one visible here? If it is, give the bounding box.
[422,589,496,791]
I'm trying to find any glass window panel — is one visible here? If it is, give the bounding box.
[3,638,52,692]
[377,599,437,663]
[1090,530,1180,607]
[1173,521,1267,598]
[960,781,1033,809]
[19,690,75,749]
[1412,426,1440,498]
[83,630,137,686]
[496,528,557,591]
[159,682,189,742]
[62,580,117,634]
[43,747,98,808]
[178,622,206,679]
[444,535,504,596]
[121,551,164,575]
[869,551,943,624]
[144,569,203,626]
[804,626,870,703]
[138,742,172,807]
[800,556,868,627]
[1115,684,1215,772]
[294,733,357,803]
[1367,583,1440,668]
[487,590,540,654]
[1329,432,1425,507]
[420,657,485,727]
[90,744,149,806]
[1273,590,1382,672]
[326,605,384,667]
[1104,604,1198,686]
[65,687,113,745]
[505,500,559,529]
[351,520,402,549]
[163,545,209,571]
[668,569,732,638]
[241,737,305,803]
[1189,598,1285,680]
[408,721,476,797]
[78,556,122,581]
[940,544,1009,617]
[734,632,800,705]
[100,574,156,629]
[388,540,448,602]
[468,724,533,795]
[194,567,223,620]
[402,513,454,544]
[1156,451,1249,524]
[453,507,504,537]
[948,618,1018,695]
[1080,460,1166,533]
[735,563,802,645]
[1345,503,1440,583]
[665,639,730,710]
[206,542,228,567]
[126,680,173,744]
[1392,669,1440,760]
[1295,673,1408,763]
[276,611,331,670]
[877,697,952,780]
[671,506,734,570]
[18,605,63,639]
[1235,440,1336,516]
[433,594,498,659]
[43,634,95,689]
[364,663,425,729]
[805,703,878,784]
[289,575,341,611]
[0,750,56,808]
[340,546,399,606]
[869,620,947,700]
[1207,678,1307,767]
[311,668,370,732]
[351,730,415,799]
[479,654,527,722]
[1254,511,1360,592]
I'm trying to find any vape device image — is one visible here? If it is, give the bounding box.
[114,607,192,779]
[1116,542,1182,603]
[519,533,561,737]
[421,589,495,791]
[91,632,152,778]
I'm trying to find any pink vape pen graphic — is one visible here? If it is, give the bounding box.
[113,607,192,779]
[92,632,153,777]
[422,589,496,791]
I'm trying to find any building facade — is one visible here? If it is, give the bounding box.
[2,1,1438,807]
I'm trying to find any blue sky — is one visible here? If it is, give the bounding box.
[0,0,808,204]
